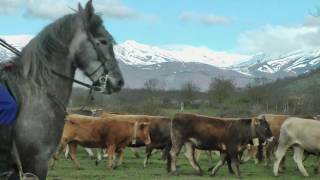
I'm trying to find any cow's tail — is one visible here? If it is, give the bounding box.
[165,143,172,172]
[166,118,174,172]
[64,144,70,159]
[166,146,172,172]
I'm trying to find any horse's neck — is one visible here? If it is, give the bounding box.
[10,59,76,106]
[49,64,76,105]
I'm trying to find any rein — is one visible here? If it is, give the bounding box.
[0,38,100,90]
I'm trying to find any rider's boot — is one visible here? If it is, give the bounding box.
[0,125,14,180]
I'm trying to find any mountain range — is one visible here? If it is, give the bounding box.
[1,35,320,90]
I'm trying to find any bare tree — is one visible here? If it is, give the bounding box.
[144,78,161,91]
[208,78,235,105]
[180,81,200,106]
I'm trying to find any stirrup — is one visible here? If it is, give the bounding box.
[20,172,39,180]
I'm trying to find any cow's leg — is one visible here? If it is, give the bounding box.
[49,142,67,169]
[95,149,102,166]
[68,142,81,170]
[273,145,289,176]
[231,154,241,178]
[238,148,245,163]
[210,152,227,176]
[144,146,153,168]
[265,140,276,166]
[207,151,213,163]
[131,148,140,158]
[162,145,171,161]
[226,154,235,174]
[168,141,183,174]
[117,149,125,166]
[184,143,203,175]
[293,146,309,177]
[256,143,264,164]
[265,143,272,166]
[195,149,201,162]
[84,148,94,159]
[279,155,287,172]
[64,144,70,159]
[107,145,116,169]
[314,156,320,174]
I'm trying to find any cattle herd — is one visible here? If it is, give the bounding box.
[50,111,320,178]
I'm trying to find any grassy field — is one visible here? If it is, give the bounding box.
[48,147,320,180]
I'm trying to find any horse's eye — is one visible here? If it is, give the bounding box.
[99,40,107,45]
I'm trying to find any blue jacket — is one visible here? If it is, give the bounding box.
[0,85,18,125]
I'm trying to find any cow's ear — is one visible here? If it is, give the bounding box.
[253,118,260,125]
[139,123,149,130]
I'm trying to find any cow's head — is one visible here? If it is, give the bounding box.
[252,116,273,142]
[137,123,151,145]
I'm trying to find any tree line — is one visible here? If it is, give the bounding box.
[69,69,320,117]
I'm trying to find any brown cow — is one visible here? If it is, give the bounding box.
[168,113,273,178]
[57,114,151,169]
[100,113,171,167]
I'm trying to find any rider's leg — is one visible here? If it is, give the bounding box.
[0,85,18,177]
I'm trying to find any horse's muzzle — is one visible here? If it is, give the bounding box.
[103,78,124,94]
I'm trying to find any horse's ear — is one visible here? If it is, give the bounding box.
[78,2,84,13]
[84,0,94,20]
[253,117,260,125]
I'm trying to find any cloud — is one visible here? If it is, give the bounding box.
[180,11,231,26]
[25,0,71,19]
[237,16,320,56]
[0,0,23,15]
[0,0,156,20]
[199,15,231,26]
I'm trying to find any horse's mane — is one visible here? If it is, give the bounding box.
[11,13,115,87]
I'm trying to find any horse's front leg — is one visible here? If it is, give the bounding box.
[19,151,52,180]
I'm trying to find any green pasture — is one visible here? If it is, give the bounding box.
[48,147,320,180]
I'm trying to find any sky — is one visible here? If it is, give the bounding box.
[1,0,320,57]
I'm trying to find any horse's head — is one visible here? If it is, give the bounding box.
[73,0,124,94]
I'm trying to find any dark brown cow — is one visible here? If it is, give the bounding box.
[57,114,151,169]
[168,113,273,178]
[100,113,171,167]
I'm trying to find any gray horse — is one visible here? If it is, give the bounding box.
[3,0,123,179]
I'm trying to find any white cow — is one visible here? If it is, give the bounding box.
[273,117,320,177]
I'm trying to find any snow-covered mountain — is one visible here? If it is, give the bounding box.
[3,35,320,90]
[115,40,249,67]
[232,49,320,78]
